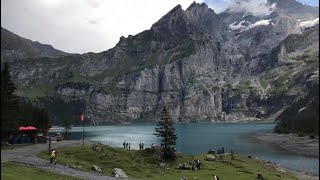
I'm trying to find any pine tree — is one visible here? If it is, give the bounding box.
[154,106,177,160]
[1,62,21,143]
[63,115,72,139]
[35,108,51,130]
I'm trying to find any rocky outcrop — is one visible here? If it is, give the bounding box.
[112,168,128,178]
[91,165,102,172]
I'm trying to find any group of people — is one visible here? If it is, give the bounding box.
[139,142,145,150]
[123,142,131,150]
[122,141,147,150]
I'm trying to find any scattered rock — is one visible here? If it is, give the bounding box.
[276,174,284,177]
[205,155,216,161]
[180,177,187,180]
[159,162,167,168]
[276,168,286,172]
[112,168,128,178]
[72,165,82,169]
[91,165,102,172]
[248,155,252,158]
[91,144,103,152]
[178,163,190,170]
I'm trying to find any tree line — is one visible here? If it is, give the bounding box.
[1,62,51,145]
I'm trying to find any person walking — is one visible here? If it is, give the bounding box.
[129,143,131,150]
[141,143,144,150]
[54,149,59,164]
[126,143,128,149]
[139,142,142,150]
[50,149,56,164]
[123,142,126,149]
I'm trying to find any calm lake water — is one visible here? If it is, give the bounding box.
[49,123,319,176]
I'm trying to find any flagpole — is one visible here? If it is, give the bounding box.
[82,122,84,147]
[80,113,85,147]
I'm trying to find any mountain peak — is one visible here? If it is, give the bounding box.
[186,1,209,11]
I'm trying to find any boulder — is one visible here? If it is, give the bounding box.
[159,162,167,168]
[91,144,102,152]
[91,165,102,172]
[112,168,128,178]
[72,165,82,169]
[205,155,216,161]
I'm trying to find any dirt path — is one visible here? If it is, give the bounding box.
[1,140,119,180]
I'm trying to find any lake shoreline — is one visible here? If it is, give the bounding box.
[250,132,319,158]
[249,132,319,178]
[256,158,319,180]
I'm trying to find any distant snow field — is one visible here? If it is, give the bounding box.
[299,18,319,28]
[229,19,271,31]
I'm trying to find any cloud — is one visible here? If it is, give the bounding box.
[224,0,276,16]
[84,0,103,8]
[298,0,319,6]
[204,0,318,14]
[86,17,104,25]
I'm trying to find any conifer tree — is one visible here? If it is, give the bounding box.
[1,62,21,142]
[154,106,177,160]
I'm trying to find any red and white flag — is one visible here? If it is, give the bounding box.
[80,113,85,122]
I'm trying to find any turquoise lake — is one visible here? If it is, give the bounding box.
[49,123,319,176]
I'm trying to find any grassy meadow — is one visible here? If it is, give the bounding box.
[1,161,80,180]
[37,144,298,180]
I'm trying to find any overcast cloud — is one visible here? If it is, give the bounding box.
[1,0,318,54]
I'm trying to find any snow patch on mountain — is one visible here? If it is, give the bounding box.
[299,18,319,29]
[229,19,271,31]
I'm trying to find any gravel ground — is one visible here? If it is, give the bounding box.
[1,140,119,180]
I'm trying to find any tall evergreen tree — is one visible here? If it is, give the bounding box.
[1,62,21,143]
[35,108,51,130]
[154,106,177,160]
[63,115,72,139]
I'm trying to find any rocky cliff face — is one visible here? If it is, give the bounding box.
[1,0,319,125]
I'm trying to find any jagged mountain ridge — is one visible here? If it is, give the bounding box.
[1,0,319,125]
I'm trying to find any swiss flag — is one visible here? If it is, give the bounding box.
[80,113,85,122]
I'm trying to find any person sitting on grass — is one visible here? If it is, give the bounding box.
[257,170,264,179]
[212,174,220,180]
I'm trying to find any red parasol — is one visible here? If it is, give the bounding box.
[18,126,38,131]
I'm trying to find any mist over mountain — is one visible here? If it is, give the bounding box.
[1,0,318,125]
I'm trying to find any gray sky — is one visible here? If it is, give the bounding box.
[1,0,318,54]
